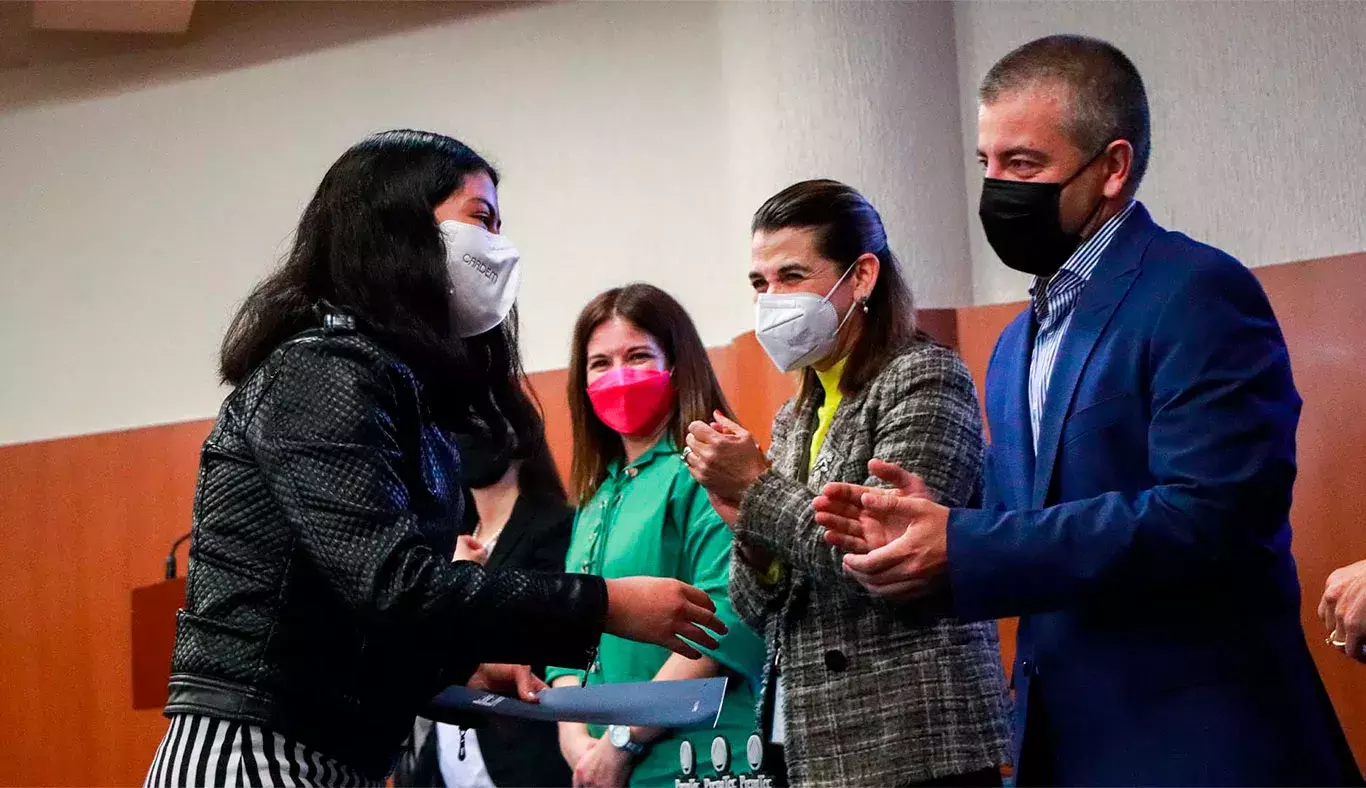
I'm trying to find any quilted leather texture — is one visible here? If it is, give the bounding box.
[165,323,606,778]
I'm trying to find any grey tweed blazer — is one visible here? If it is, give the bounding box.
[730,339,1011,788]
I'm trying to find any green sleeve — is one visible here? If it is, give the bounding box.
[672,471,767,687]
[544,664,584,686]
[545,508,590,687]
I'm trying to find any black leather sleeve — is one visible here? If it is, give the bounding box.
[244,337,607,669]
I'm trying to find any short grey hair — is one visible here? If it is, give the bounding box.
[980,34,1151,194]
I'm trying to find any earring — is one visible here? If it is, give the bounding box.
[860,296,870,314]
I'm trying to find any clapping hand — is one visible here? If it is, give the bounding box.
[683,411,770,503]
[814,459,933,553]
[813,459,950,602]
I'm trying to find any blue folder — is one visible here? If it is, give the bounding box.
[424,677,727,730]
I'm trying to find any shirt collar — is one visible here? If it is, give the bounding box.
[1030,199,1137,316]
[606,433,678,476]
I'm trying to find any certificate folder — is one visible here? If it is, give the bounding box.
[425,677,727,730]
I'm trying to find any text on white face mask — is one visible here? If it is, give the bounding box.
[440,220,522,338]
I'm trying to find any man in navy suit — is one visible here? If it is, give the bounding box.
[815,35,1360,785]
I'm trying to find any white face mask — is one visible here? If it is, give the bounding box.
[440,219,522,337]
[754,263,859,373]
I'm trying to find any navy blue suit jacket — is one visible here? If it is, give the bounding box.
[948,203,1359,785]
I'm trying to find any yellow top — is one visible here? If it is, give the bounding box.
[757,357,847,589]
[807,356,848,474]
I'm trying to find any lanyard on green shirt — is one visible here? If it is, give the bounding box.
[578,466,637,683]
[579,472,628,575]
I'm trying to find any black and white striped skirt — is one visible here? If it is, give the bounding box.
[144,713,380,787]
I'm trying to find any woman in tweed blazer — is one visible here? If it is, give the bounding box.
[684,180,1010,788]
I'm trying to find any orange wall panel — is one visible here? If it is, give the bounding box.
[0,419,212,786]
[525,367,573,488]
[1256,253,1366,766]
[954,301,1027,424]
[952,300,1029,679]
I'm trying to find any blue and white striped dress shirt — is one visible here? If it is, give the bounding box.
[1028,200,1136,451]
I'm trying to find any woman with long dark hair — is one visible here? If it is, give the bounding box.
[547,284,764,788]
[683,180,1010,787]
[144,131,725,787]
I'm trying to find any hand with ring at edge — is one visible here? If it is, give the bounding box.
[682,411,770,503]
[1319,558,1366,663]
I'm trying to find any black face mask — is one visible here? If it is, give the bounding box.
[978,145,1110,278]
[454,430,515,489]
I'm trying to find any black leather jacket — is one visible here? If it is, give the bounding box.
[165,320,606,780]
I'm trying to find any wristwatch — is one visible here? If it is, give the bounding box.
[608,725,645,756]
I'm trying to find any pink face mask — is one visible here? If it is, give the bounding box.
[586,367,675,437]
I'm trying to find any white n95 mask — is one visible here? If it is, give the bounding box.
[754,264,857,372]
[440,219,522,337]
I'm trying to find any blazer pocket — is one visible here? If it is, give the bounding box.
[1062,393,1136,447]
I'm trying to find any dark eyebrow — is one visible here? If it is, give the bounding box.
[776,262,812,277]
[470,197,497,216]
[999,146,1050,161]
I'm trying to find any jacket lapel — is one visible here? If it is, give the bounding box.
[1031,204,1159,506]
[787,391,820,486]
[991,313,1036,509]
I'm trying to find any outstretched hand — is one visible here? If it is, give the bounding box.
[603,577,727,659]
[469,663,545,702]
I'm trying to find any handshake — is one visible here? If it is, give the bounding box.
[812,459,954,603]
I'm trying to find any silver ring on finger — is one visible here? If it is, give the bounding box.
[681,446,695,464]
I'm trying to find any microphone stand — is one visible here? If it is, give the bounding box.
[164,531,192,580]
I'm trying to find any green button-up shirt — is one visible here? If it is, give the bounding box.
[547,437,764,786]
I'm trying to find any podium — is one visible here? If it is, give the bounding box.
[131,578,185,710]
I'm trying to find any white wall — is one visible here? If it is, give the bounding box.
[0,1,972,446]
[954,0,1366,304]
[4,1,1362,445]
[0,2,752,446]
[718,1,971,310]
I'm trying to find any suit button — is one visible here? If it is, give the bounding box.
[824,650,848,672]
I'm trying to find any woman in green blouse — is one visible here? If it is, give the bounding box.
[548,283,765,788]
